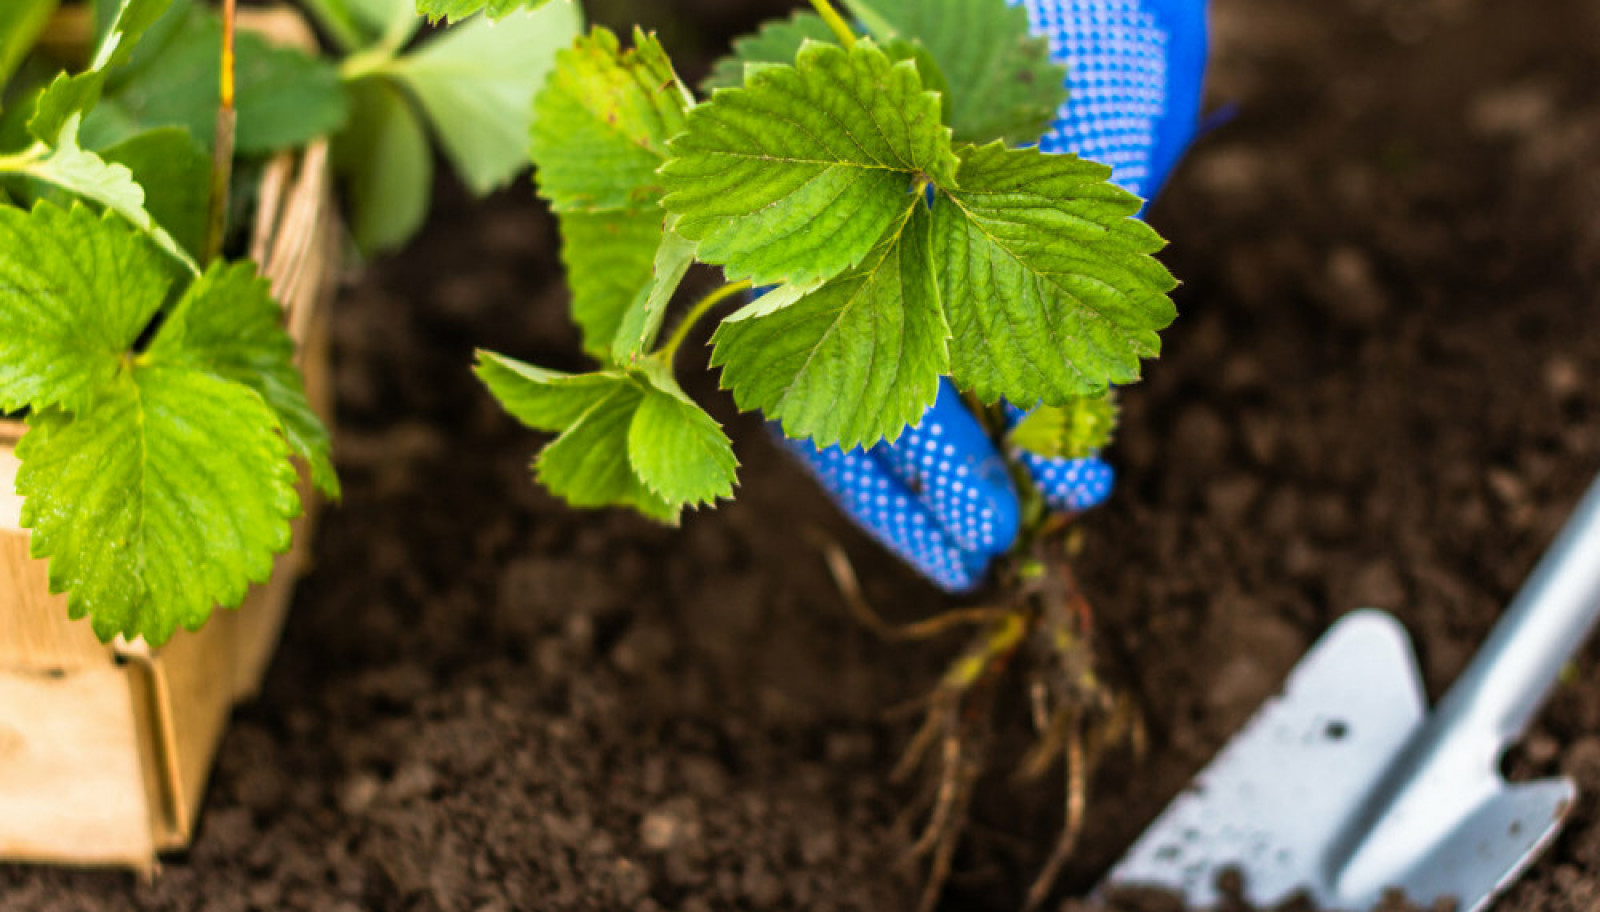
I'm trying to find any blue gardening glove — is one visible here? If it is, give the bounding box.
[785,0,1210,592]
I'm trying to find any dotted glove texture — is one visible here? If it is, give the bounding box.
[784,0,1208,592]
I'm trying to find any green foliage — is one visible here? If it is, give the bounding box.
[932,142,1175,406]
[99,127,211,259]
[334,78,433,255]
[387,2,579,195]
[1010,393,1119,461]
[86,8,349,156]
[1,204,334,644]
[711,206,947,450]
[475,352,736,521]
[415,0,557,26]
[528,27,691,356]
[493,1,1178,527]
[335,0,582,253]
[662,41,956,288]
[0,0,55,90]
[846,0,1069,145]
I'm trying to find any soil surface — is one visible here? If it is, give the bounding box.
[7,0,1600,909]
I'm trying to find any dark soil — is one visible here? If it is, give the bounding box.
[7,0,1600,909]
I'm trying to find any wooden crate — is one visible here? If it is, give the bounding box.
[0,124,340,869]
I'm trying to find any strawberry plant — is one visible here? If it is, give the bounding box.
[480,0,1188,906]
[0,0,578,644]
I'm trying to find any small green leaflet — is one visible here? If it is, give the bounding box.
[476,351,737,521]
[85,9,349,156]
[933,143,1176,406]
[845,0,1068,145]
[388,0,581,195]
[712,206,948,450]
[1010,393,1119,461]
[28,0,177,144]
[3,115,199,273]
[661,40,957,289]
[611,222,695,364]
[2,204,336,645]
[100,127,211,260]
[559,209,662,358]
[528,27,693,357]
[333,78,433,255]
[415,0,556,25]
[531,28,690,213]
[702,12,836,92]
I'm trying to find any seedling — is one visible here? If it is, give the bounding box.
[480,0,1180,907]
[0,0,578,645]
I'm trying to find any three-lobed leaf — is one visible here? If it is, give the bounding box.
[476,351,737,521]
[661,40,957,288]
[1,203,336,644]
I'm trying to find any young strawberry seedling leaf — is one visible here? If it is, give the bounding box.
[529,26,692,357]
[845,0,1069,145]
[476,351,736,521]
[701,12,837,92]
[85,7,348,156]
[611,222,696,363]
[387,2,578,195]
[1010,393,1119,462]
[710,205,948,450]
[334,78,433,255]
[99,126,211,260]
[933,142,1175,406]
[28,0,178,145]
[1,203,333,645]
[662,40,957,289]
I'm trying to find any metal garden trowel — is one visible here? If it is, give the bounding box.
[1102,473,1600,911]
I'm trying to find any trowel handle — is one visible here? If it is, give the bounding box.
[1437,472,1600,748]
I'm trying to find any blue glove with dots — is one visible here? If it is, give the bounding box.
[784,0,1210,593]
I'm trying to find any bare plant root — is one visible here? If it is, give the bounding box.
[815,531,1145,912]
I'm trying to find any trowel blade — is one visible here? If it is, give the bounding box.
[1101,610,1429,907]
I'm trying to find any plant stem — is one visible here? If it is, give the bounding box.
[0,143,48,174]
[204,0,238,266]
[656,280,753,364]
[808,0,858,49]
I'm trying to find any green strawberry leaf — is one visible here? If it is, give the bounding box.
[4,203,329,644]
[1010,392,1119,461]
[628,366,737,508]
[611,221,695,364]
[28,0,179,144]
[0,203,169,415]
[711,205,948,450]
[476,352,736,520]
[8,115,199,273]
[557,209,663,359]
[661,40,957,288]
[844,0,1068,145]
[529,27,692,214]
[334,78,433,255]
[414,0,557,25]
[389,0,581,195]
[84,8,348,156]
[934,142,1176,406]
[702,12,836,92]
[18,371,298,646]
[148,264,339,497]
[475,351,627,431]
[100,126,211,260]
